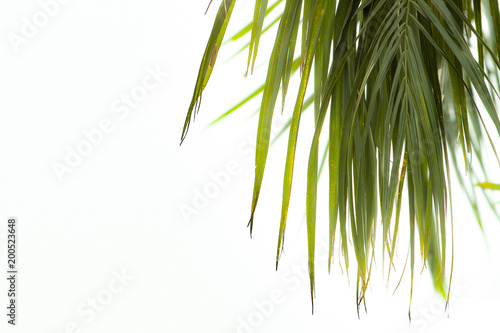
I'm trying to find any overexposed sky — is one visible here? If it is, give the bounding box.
[0,1,499,332]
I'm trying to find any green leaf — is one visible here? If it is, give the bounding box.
[181,0,237,144]
[248,0,303,236]
[246,0,270,75]
[477,182,500,190]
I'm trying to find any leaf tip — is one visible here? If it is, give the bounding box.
[247,216,254,238]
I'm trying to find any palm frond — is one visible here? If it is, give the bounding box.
[182,0,500,314]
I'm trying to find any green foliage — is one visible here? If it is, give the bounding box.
[478,182,500,190]
[182,0,500,315]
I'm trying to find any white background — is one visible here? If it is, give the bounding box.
[0,1,499,332]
